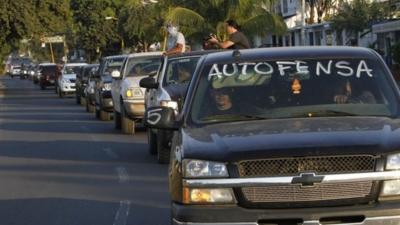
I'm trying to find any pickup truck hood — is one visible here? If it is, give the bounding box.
[181,117,400,162]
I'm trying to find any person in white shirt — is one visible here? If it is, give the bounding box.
[164,23,186,56]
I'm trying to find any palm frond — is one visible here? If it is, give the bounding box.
[165,7,205,36]
[241,13,287,36]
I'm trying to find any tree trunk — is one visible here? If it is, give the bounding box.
[308,0,316,24]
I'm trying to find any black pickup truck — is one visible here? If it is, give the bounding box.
[146,47,400,225]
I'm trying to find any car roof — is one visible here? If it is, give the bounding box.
[167,50,222,59]
[126,51,162,58]
[104,54,127,60]
[39,63,56,66]
[64,63,88,67]
[202,46,378,65]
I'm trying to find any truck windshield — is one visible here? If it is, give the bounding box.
[104,58,125,74]
[164,56,200,85]
[125,56,162,77]
[190,58,399,124]
[64,66,82,74]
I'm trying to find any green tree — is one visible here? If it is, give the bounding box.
[0,0,73,65]
[71,0,125,61]
[331,0,391,45]
[164,0,287,47]
[118,1,165,52]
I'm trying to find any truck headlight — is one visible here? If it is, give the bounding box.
[126,88,143,98]
[183,187,235,204]
[183,159,228,178]
[160,100,178,110]
[381,180,400,196]
[387,153,400,170]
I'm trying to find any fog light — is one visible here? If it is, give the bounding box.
[183,187,234,204]
[381,180,400,196]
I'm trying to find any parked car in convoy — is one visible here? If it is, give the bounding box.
[27,63,37,80]
[145,47,400,225]
[76,64,97,105]
[57,63,87,98]
[94,55,126,121]
[19,63,30,79]
[111,52,162,134]
[38,63,57,90]
[7,57,31,78]
[85,68,98,113]
[140,51,219,163]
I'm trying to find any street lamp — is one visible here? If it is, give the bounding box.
[105,17,125,52]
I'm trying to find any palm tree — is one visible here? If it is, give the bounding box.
[165,0,287,44]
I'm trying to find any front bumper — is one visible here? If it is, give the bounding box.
[172,202,400,225]
[87,93,96,105]
[100,97,114,112]
[40,79,55,86]
[123,99,145,119]
[60,83,76,92]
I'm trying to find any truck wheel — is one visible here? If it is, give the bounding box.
[157,131,170,164]
[114,111,121,130]
[121,104,135,135]
[95,107,100,119]
[88,103,95,113]
[100,110,111,121]
[58,89,65,98]
[147,129,157,155]
[85,99,89,112]
[80,97,86,106]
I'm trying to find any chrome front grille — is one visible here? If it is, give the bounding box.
[238,155,376,177]
[242,181,373,203]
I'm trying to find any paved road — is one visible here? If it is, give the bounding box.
[0,76,170,225]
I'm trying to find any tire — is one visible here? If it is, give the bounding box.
[58,88,65,98]
[40,85,45,90]
[114,111,121,130]
[80,96,86,106]
[100,110,110,121]
[76,95,81,104]
[121,103,135,135]
[147,129,157,155]
[95,107,100,119]
[157,130,170,164]
[88,103,95,113]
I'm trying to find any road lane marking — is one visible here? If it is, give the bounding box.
[103,148,119,159]
[116,167,129,183]
[113,200,131,225]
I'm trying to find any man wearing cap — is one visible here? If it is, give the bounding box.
[208,19,250,49]
[164,23,186,56]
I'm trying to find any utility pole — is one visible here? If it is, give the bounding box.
[301,0,306,46]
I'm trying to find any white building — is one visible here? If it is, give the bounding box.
[259,0,398,49]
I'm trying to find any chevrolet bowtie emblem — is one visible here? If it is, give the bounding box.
[291,173,324,186]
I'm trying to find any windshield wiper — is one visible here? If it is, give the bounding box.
[202,114,269,123]
[293,110,358,118]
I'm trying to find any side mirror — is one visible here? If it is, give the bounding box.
[140,77,159,89]
[144,107,178,130]
[111,70,121,79]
